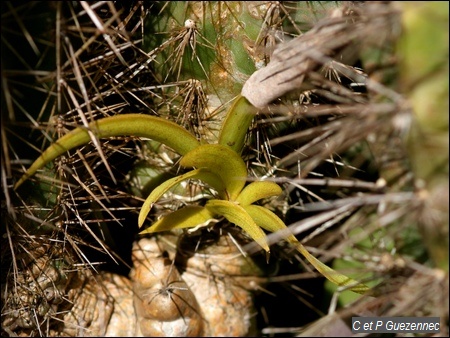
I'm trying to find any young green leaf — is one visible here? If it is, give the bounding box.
[139,206,216,234]
[243,204,299,243]
[180,144,248,200]
[138,168,225,227]
[293,241,370,294]
[206,199,269,252]
[235,181,282,206]
[14,114,201,189]
[244,205,369,294]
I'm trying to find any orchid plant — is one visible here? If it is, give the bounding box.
[14,95,369,294]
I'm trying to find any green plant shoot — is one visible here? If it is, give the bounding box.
[14,95,369,294]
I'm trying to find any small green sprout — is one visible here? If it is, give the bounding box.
[14,95,369,294]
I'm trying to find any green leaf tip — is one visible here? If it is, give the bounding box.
[14,114,201,190]
[138,168,225,228]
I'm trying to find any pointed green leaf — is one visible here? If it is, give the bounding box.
[180,144,248,200]
[244,205,369,294]
[236,181,282,206]
[138,168,225,227]
[243,204,298,243]
[140,206,216,234]
[14,114,200,189]
[205,199,269,252]
[293,241,369,294]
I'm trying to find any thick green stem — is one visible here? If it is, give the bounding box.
[218,95,258,154]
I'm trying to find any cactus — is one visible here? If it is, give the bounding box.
[2,1,448,337]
